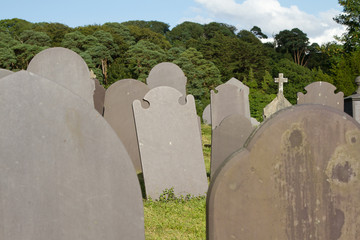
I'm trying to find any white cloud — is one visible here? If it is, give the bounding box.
[191,0,346,44]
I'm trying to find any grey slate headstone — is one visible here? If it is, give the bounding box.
[104,79,150,172]
[297,81,344,111]
[146,62,187,103]
[0,71,144,240]
[202,104,211,125]
[225,77,251,120]
[210,113,253,179]
[0,68,13,79]
[207,104,360,240]
[27,47,95,106]
[210,83,246,130]
[93,78,105,115]
[133,86,208,199]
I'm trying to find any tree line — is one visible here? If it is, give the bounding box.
[0,2,359,121]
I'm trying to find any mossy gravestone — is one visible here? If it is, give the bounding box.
[0,71,144,240]
[27,47,95,106]
[133,86,208,199]
[104,79,150,172]
[207,104,360,240]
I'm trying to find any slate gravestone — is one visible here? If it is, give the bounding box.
[133,86,208,199]
[210,114,253,179]
[93,78,105,115]
[202,104,211,125]
[27,47,95,106]
[263,73,292,119]
[207,104,360,240]
[211,83,246,130]
[344,76,360,123]
[146,62,187,103]
[104,79,150,172]
[297,81,344,111]
[0,71,144,240]
[0,68,13,79]
[225,77,251,120]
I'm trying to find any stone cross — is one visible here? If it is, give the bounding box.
[275,73,288,94]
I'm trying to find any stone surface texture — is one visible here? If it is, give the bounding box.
[27,47,95,105]
[0,71,144,240]
[133,86,208,199]
[104,79,150,172]
[93,78,105,115]
[207,104,360,240]
[297,81,344,111]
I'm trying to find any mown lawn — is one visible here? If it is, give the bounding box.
[143,124,211,239]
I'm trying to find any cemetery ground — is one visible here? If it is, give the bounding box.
[142,124,211,239]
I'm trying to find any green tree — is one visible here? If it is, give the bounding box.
[31,22,71,46]
[122,20,170,35]
[0,18,33,40]
[166,21,204,46]
[126,40,167,81]
[334,0,360,51]
[173,47,222,114]
[275,28,310,66]
[203,22,236,39]
[250,26,268,39]
[19,30,52,47]
[127,25,171,49]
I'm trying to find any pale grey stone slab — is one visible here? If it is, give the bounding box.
[0,71,144,240]
[27,47,95,105]
[210,113,253,179]
[297,81,344,111]
[93,78,105,115]
[210,83,246,130]
[146,62,187,103]
[225,77,251,120]
[202,104,211,125]
[207,104,360,240]
[104,79,150,172]
[0,68,13,79]
[133,86,208,199]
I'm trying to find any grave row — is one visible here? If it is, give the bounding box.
[1,47,360,239]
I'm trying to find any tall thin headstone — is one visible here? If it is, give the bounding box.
[263,73,292,119]
[0,71,144,240]
[211,83,246,130]
[27,47,95,105]
[225,77,251,120]
[133,86,208,199]
[146,62,187,103]
[210,114,253,178]
[202,104,211,125]
[297,81,344,110]
[208,104,360,239]
[104,79,150,172]
[93,78,105,115]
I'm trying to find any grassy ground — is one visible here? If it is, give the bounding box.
[142,124,211,239]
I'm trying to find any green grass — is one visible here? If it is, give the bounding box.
[142,124,211,239]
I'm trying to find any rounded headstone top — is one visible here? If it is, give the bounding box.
[146,62,187,89]
[27,47,94,105]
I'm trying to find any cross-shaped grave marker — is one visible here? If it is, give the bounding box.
[275,73,288,95]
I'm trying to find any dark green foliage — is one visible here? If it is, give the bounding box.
[31,22,71,46]
[122,20,170,35]
[334,0,360,52]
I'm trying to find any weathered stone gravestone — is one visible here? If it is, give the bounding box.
[211,83,247,130]
[210,113,253,178]
[93,78,105,115]
[344,76,360,123]
[263,73,292,119]
[133,86,208,199]
[297,81,344,111]
[202,104,211,124]
[27,47,95,106]
[0,71,144,240]
[146,62,187,103]
[225,77,251,120]
[207,104,360,240]
[104,79,150,172]
[0,68,13,79]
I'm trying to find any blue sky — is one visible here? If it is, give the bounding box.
[1,0,345,44]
